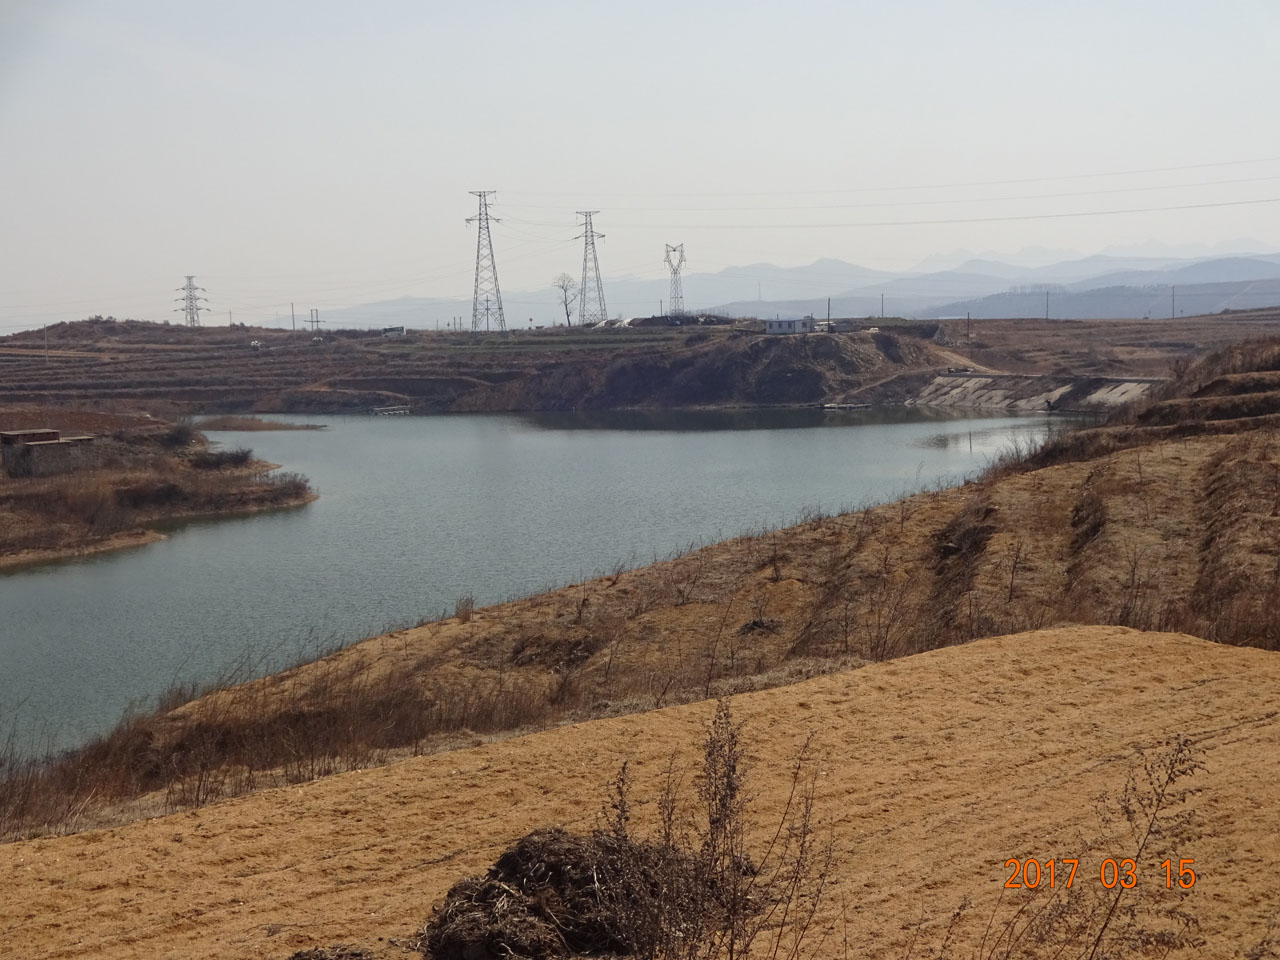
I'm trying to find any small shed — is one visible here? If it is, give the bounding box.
[1,429,96,477]
[765,317,815,335]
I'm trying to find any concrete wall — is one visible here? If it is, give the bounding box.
[2,437,95,477]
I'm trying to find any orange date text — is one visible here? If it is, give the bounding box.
[1004,858,1196,890]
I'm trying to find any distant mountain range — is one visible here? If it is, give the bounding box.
[319,253,1280,328]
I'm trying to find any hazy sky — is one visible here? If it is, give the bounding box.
[2,0,1279,331]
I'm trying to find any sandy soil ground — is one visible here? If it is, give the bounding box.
[4,625,1278,959]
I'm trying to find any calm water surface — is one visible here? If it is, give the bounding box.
[1,408,1057,751]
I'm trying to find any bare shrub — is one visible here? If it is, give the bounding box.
[263,470,311,500]
[926,486,999,644]
[1068,471,1108,556]
[417,700,832,960]
[191,447,252,469]
[454,594,475,623]
[159,419,198,448]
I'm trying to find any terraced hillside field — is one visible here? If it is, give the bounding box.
[6,310,1280,416]
[0,319,943,414]
[938,307,1280,376]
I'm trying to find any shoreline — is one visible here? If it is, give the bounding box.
[0,529,166,572]
[196,415,326,431]
[0,491,318,573]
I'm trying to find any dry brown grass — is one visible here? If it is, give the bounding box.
[6,627,1280,959]
[0,414,313,567]
[197,415,326,431]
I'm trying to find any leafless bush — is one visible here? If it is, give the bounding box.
[454,594,475,623]
[159,418,198,448]
[1068,472,1108,556]
[418,700,832,960]
[191,447,252,469]
[927,486,998,644]
[1111,545,1158,630]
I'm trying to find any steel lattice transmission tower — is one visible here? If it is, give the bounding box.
[576,211,608,326]
[467,190,506,334]
[174,276,209,327]
[664,243,686,316]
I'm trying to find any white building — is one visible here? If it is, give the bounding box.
[765,317,815,335]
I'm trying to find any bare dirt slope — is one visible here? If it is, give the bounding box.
[937,308,1280,377]
[0,320,942,414]
[3,625,1277,960]
[8,311,1280,416]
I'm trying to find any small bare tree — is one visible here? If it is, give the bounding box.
[552,273,579,327]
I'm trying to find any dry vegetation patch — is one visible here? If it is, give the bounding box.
[198,415,326,431]
[0,409,313,568]
[3,627,1280,959]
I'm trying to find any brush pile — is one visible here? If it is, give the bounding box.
[420,827,707,960]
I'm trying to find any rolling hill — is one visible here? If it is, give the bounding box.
[3,626,1277,958]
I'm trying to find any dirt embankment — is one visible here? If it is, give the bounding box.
[911,372,1159,411]
[0,409,315,569]
[0,320,947,414]
[9,312,1280,415]
[4,626,1278,959]
[931,309,1280,376]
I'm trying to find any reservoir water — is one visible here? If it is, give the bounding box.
[1,407,1057,752]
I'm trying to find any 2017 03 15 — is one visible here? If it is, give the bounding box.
[1004,857,1197,890]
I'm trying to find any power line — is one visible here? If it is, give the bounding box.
[501,154,1280,199]
[590,195,1280,230]
[500,173,1280,214]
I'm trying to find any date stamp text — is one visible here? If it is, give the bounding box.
[1004,858,1197,890]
